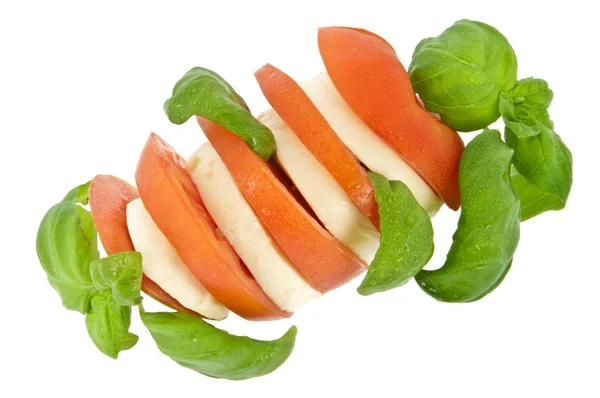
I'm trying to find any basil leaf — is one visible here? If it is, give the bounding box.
[36,182,99,313]
[509,78,553,113]
[63,181,92,205]
[409,20,518,132]
[164,67,276,160]
[357,173,434,295]
[500,91,573,220]
[415,130,520,302]
[511,169,566,221]
[90,252,143,307]
[85,293,137,359]
[141,311,297,380]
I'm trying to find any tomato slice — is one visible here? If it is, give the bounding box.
[318,27,464,210]
[199,119,367,292]
[255,63,379,229]
[89,175,192,314]
[135,133,289,321]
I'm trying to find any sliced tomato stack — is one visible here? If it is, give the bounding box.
[199,118,367,292]
[87,26,464,322]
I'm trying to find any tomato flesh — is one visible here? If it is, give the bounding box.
[135,133,289,321]
[89,175,191,314]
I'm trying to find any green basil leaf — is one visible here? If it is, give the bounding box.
[141,311,297,380]
[500,91,573,220]
[511,168,566,221]
[90,252,143,307]
[357,173,434,295]
[409,19,518,132]
[36,182,99,313]
[415,130,520,302]
[62,181,91,205]
[509,78,553,112]
[85,294,137,359]
[164,67,276,160]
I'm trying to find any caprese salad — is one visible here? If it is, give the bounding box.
[36,20,573,380]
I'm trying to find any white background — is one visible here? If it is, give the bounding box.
[1,1,599,397]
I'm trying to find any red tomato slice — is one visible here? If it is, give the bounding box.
[318,27,464,210]
[199,118,367,292]
[135,133,289,321]
[255,63,379,229]
[89,175,192,314]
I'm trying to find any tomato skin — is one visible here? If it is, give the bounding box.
[89,175,192,314]
[255,63,379,229]
[135,133,289,321]
[318,27,464,210]
[199,119,367,293]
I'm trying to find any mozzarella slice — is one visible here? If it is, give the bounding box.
[126,198,229,320]
[258,109,380,264]
[300,73,443,216]
[188,144,321,313]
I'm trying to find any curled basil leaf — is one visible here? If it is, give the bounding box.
[409,19,518,132]
[141,311,297,380]
[85,294,138,359]
[164,67,276,160]
[499,82,573,221]
[90,252,143,307]
[416,130,520,302]
[36,182,99,313]
[357,173,434,295]
[509,77,553,119]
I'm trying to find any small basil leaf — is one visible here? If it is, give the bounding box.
[90,252,143,307]
[509,78,553,112]
[415,130,520,302]
[164,67,276,160]
[63,181,91,205]
[36,182,100,314]
[85,294,137,359]
[357,173,434,295]
[122,333,139,351]
[500,90,573,220]
[141,311,297,380]
[499,95,543,138]
[409,20,518,132]
[511,169,565,221]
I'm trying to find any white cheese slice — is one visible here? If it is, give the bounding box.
[126,198,229,320]
[300,72,443,216]
[188,144,322,313]
[258,109,381,264]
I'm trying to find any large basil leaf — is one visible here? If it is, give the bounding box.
[142,311,297,380]
[164,67,276,160]
[357,173,434,295]
[36,182,99,313]
[416,130,520,302]
[409,20,518,132]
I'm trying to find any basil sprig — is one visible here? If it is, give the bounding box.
[415,130,520,302]
[36,183,142,358]
[500,79,573,221]
[90,252,143,307]
[164,67,277,160]
[142,311,297,380]
[357,173,434,295]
